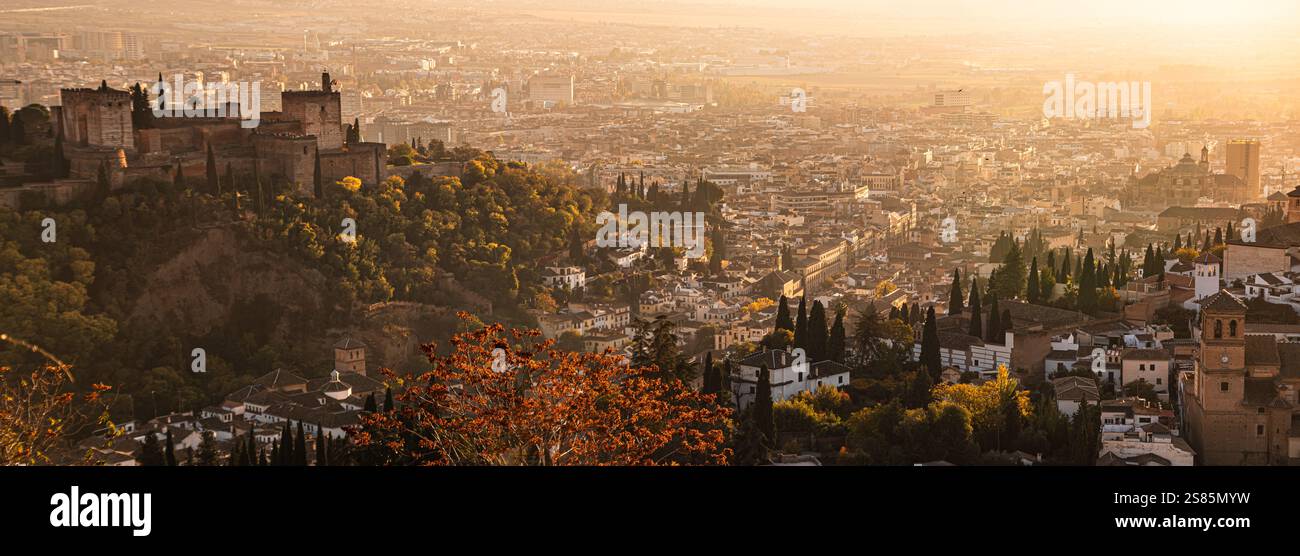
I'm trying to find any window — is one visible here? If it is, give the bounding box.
[1220,381,1230,392]
[838,376,844,384]
[1256,424,1265,436]
[1214,319,1223,338]
[1229,320,1238,337]
[797,372,804,382]
[1138,364,1145,371]
[1156,378,1162,385]
[1257,407,1266,414]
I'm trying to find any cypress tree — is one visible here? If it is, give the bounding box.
[920,306,941,380]
[1078,248,1098,315]
[313,148,323,198]
[986,295,1001,344]
[808,300,828,361]
[968,284,983,338]
[702,352,716,395]
[384,387,394,412]
[206,143,219,195]
[794,296,808,351]
[775,294,794,332]
[827,309,846,363]
[315,425,327,466]
[753,364,775,444]
[363,392,377,412]
[278,421,292,466]
[1027,257,1041,304]
[164,429,177,466]
[948,269,964,315]
[173,161,185,187]
[295,421,308,466]
[139,433,164,466]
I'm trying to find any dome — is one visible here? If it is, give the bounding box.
[322,370,352,400]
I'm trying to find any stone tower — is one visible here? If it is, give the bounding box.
[59,82,134,150]
[333,337,366,376]
[1195,291,1247,414]
[280,71,343,150]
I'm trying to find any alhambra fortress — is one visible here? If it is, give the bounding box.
[7,72,386,205]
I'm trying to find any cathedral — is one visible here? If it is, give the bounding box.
[1126,147,1247,210]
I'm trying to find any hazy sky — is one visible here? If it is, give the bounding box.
[521,0,1300,36]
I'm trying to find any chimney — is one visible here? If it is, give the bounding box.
[321,71,332,93]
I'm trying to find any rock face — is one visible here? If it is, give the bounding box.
[120,224,467,373]
[125,225,330,338]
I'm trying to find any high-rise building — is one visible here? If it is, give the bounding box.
[1226,139,1261,199]
[528,73,575,106]
[933,89,971,108]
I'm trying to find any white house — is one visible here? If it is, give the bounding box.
[728,348,851,409]
[541,265,586,290]
[1120,348,1171,400]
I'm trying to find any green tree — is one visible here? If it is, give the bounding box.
[967,284,983,339]
[196,431,220,466]
[775,294,794,333]
[794,296,808,351]
[138,432,164,466]
[993,238,1026,299]
[807,300,828,361]
[985,295,1001,344]
[295,421,308,466]
[827,308,846,363]
[920,305,941,380]
[315,425,328,466]
[164,429,177,466]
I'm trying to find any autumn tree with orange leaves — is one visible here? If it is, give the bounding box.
[351,314,732,465]
[1,334,115,465]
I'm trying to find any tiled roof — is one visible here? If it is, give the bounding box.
[1243,335,1280,367]
[1199,290,1246,313]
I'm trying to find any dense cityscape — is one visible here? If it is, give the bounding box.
[3,0,1300,474]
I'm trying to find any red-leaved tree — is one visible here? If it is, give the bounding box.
[351,314,732,465]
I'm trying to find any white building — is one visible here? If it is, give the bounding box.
[542,265,586,290]
[1099,423,1195,466]
[728,348,851,410]
[1120,348,1171,400]
[528,73,574,106]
